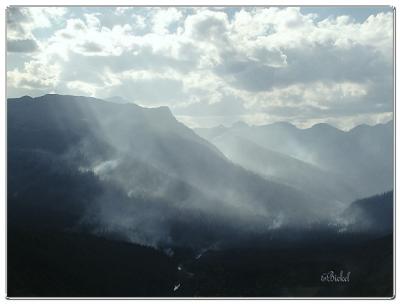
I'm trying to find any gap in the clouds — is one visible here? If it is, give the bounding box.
[300,6,393,23]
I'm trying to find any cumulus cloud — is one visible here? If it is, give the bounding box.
[6,7,394,129]
[151,7,183,34]
[8,60,61,90]
[7,7,66,40]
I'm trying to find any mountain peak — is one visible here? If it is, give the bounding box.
[231,121,249,129]
[264,121,296,129]
[215,124,227,130]
[310,123,336,130]
[152,105,173,116]
[37,94,101,104]
[350,120,393,132]
[8,95,34,102]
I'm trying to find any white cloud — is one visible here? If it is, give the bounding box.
[132,14,147,31]
[7,60,61,89]
[66,80,98,96]
[151,8,183,34]
[115,7,132,16]
[7,7,66,40]
[7,7,67,54]
[6,7,394,129]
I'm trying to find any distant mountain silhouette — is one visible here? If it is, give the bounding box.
[196,120,393,199]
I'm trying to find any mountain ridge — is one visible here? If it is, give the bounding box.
[8,93,342,248]
[196,115,393,199]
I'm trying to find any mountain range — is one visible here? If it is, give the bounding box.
[7,94,394,297]
[8,94,393,248]
[196,119,393,202]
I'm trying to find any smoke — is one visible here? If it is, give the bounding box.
[24,95,391,250]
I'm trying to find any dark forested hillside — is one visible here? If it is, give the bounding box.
[339,191,393,235]
[7,229,179,297]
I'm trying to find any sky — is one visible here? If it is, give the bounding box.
[6,6,394,129]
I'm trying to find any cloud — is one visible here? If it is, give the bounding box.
[7,38,38,52]
[151,7,183,34]
[184,9,229,42]
[7,60,61,90]
[6,7,66,55]
[6,7,394,129]
[173,94,247,117]
[102,77,185,106]
[66,80,97,96]
[7,7,66,39]
[6,7,31,39]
